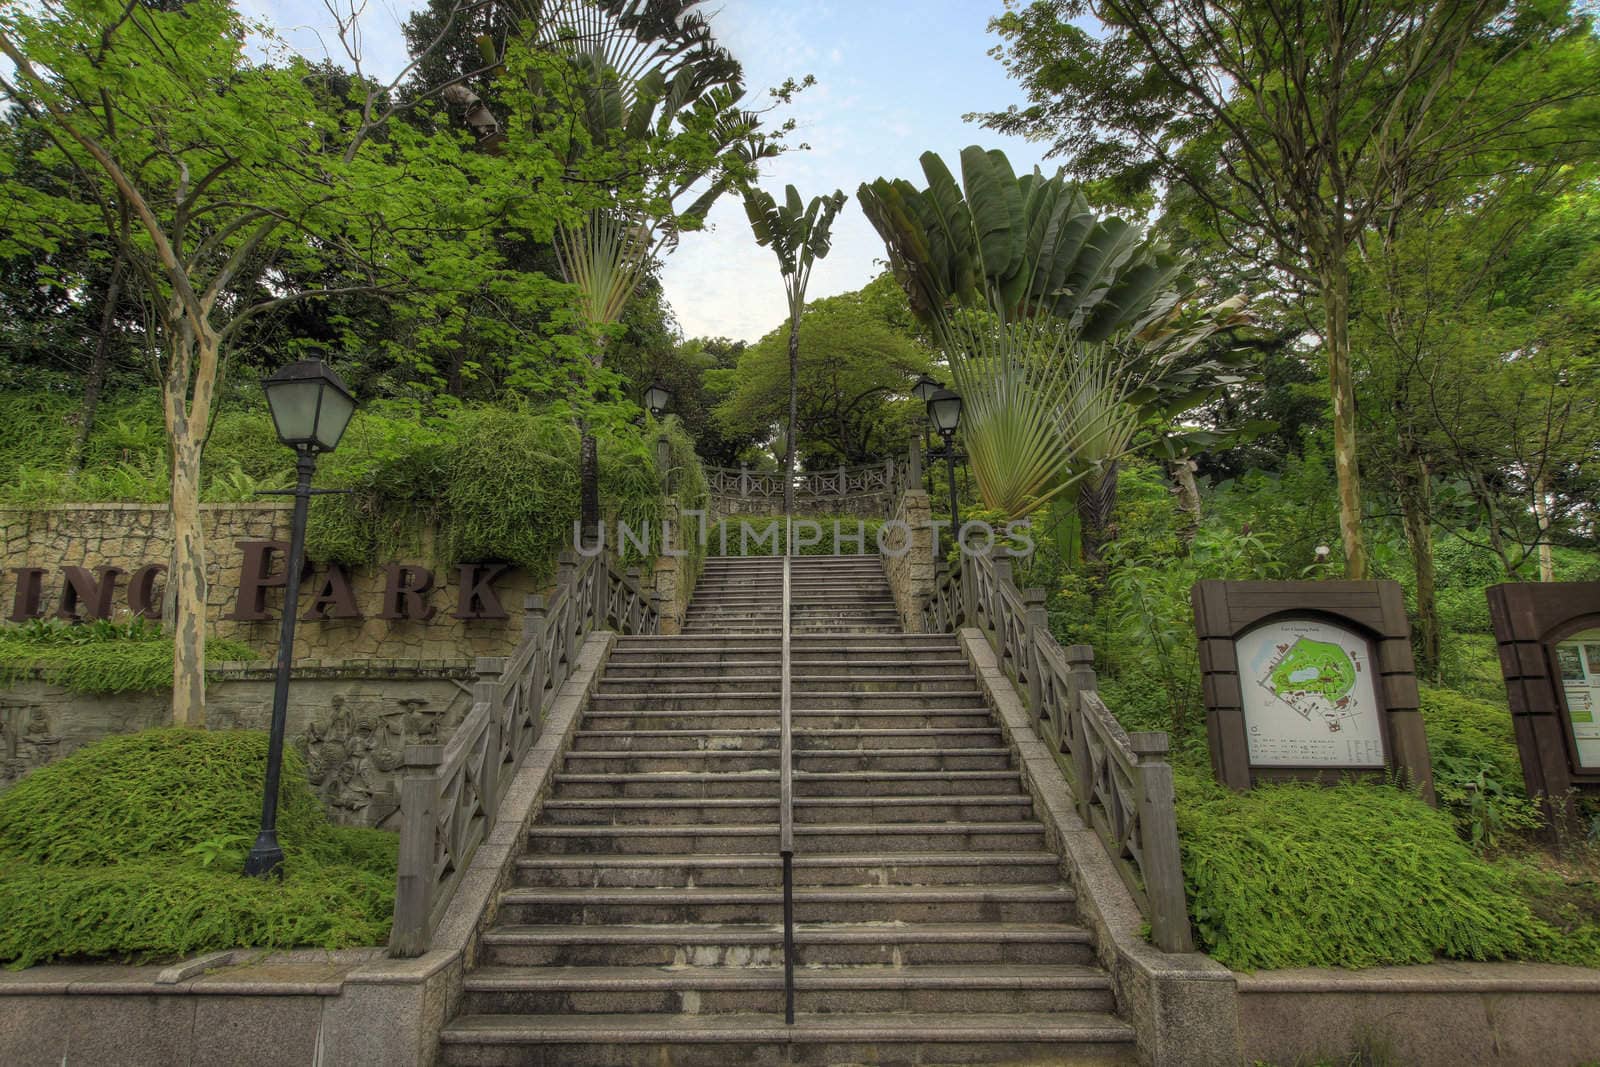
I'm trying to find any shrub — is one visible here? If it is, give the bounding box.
[0,729,395,966]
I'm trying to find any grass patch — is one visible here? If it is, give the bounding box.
[0,620,257,693]
[0,729,395,967]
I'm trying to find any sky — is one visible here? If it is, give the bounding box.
[238,0,1057,343]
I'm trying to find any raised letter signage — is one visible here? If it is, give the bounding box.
[1191,579,1434,802]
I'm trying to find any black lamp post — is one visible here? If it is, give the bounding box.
[926,387,963,531]
[246,358,356,878]
[644,381,673,418]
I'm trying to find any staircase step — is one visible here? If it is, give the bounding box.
[562,749,1009,774]
[569,726,1004,752]
[526,822,1047,857]
[538,794,1034,825]
[554,769,1020,798]
[511,851,1064,888]
[480,920,1092,966]
[458,962,1114,1015]
[494,883,1075,924]
[581,710,995,731]
[438,1011,1138,1067]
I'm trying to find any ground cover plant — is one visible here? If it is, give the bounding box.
[0,729,395,967]
[0,620,257,693]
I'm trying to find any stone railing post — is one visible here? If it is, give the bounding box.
[522,594,550,743]
[389,742,444,957]
[1065,643,1098,822]
[1021,587,1048,729]
[1129,731,1195,953]
[474,657,506,818]
[837,464,847,500]
[739,462,750,498]
[908,440,922,487]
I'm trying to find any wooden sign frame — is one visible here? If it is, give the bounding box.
[1191,579,1434,802]
[1485,582,1600,825]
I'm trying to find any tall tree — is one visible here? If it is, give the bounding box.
[980,0,1600,576]
[0,0,572,723]
[742,184,847,515]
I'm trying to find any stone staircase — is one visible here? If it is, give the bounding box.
[437,554,1135,1065]
[683,555,902,634]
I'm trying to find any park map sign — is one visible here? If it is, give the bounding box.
[1191,580,1434,800]
[1235,620,1384,768]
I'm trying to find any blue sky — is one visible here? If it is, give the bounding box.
[240,0,1054,341]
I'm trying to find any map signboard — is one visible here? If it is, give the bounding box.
[1191,579,1432,799]
[1555,628,1600,770]
[1236,620,1385,768]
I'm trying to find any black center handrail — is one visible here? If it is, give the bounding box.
[780,517,796,1024]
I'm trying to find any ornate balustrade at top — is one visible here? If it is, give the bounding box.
[705,457,901,519]
[920,550,1194,953]
[389,550,659,956]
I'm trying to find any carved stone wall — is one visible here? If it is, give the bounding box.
[0,504,542,662]
[0,662,474,828]
[885,489,936,632]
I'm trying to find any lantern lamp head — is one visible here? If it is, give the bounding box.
[911,373,943,406]
[926,388,963,436]
[644,381,673,417]
[262,358,356,454]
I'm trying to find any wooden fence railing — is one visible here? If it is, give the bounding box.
[388,551,659,956]
[921,551,1194,953]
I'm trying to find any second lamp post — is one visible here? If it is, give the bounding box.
[246,358,356,878]
[926,387,963,531]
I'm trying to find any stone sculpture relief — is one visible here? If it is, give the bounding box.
[296,692,455,828]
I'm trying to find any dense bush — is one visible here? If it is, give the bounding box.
[0,729,395,966]
[0,619,256,693]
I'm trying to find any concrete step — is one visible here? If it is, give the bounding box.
[568,727,1004,752]
[537,794,1034,826]
[526,822,1047,856]
[510,851,1065,889]
[610,635,957,651]
[493,882,1075,923]
[578,710,995,732]
[595,676,981,696]
[457,962,1115,1015]
[479,919,1093,967]
[553,769,1020,798]
[437,1011,1138,1066]
[561,749,1008,774]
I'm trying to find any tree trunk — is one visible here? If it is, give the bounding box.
[1534,473,1554,582]
[71,251,125,472]
[1168,456,1201,551]
[167,429,207,726]
[1321,259,1369,578]
[1077,461,1120,568]
[784,316,799,519]
[1396,446,1440,678]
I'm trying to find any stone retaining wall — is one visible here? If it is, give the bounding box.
[0,504,542,662]
[0,662,476,828]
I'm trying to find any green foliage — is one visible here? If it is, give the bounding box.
[1420,684,1541,848]
[0,620,256,693]
[0,729,395,965]
[1175,770,1579,970]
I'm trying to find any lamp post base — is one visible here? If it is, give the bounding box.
[244,831,285,878]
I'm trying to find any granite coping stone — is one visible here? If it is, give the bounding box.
[0,948,384,997]
[1235,960,1600,993]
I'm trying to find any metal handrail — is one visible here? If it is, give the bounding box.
[779,516,796,1024]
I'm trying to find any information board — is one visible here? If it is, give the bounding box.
[1556,627,1600,770]
[1236,619,1385,768]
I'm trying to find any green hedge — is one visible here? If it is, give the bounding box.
[0,729,395,966]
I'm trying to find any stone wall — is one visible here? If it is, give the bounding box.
[0,503,543,662]
[0,662,475,828]
[884,489,936,632]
